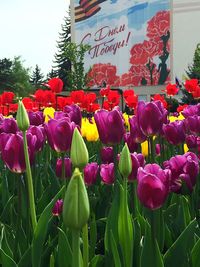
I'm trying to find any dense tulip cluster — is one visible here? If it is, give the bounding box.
[0,78,200,267]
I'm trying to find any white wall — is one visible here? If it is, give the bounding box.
[172,0,200,81]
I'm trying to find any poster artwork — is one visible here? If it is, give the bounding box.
[74,0,170,87]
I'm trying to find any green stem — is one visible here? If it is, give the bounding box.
[22,131,37,231]
[82,224,89,267]
[72,229,81,267]
[133,180,139,217]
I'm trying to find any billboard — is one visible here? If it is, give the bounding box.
[74,0,170,87]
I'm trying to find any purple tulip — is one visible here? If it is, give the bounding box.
[84,162,99,186]
[182,104,200,118]
[44,118,76,152]
[162,120,186,145]
[0,133,35,173]
[28,111,44,126]
[27,126,45,152]
[63,104,82,127]
[124,132,138,152]
[56,157,72,179]
[155,144,161,155]
[185,135,198,150]
[0,118,18,134]
[185,115,200,135]
[137,100,168,136]
[94,108,125,145]
[52,199,63,216]
[163,152,199,193]
[128,153,145,181]
[100,146,114,163]
[100,163,115,184]
[137,164,170,209]
[129,115,146,143]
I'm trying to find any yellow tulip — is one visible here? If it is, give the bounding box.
[43,107,55,122]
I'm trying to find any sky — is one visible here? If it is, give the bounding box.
[0,0,70,75]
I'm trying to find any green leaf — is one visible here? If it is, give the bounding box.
[164,219,197,267]
[18,247,31,267]
[32,186,65,267]
[0,248,17,267]
[118,183,133,267]
[90,255,104,267]
[110,230,121,267]
[192,237,200,267]
[140,222,164,267]
[89,213,97,260]
[57,227,72,267]
[104,184,120,252]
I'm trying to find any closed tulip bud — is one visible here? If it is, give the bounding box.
[119,143,132,178]
[16,101,30,131]
[63,168,90,230]
[70,128,89,169]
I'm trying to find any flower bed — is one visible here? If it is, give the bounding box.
[0,78,200,266]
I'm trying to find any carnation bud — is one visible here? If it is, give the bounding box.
[119,143,132,178]
[63,168,90,230]
[16,101,30,131]
[70,128,89,169]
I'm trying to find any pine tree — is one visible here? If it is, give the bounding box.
[46,68,57,80]
[181,43,200,104]
[186,43,200,80]
[53,10,71,89]
[30,64,44,87]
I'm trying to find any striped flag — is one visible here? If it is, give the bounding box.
[75,0,107,22]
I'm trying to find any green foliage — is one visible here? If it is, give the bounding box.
[63,42,90,91]
[0,56,34,97]
[186,43,200,80]
[53,10,71,89]
[30,64,44,87]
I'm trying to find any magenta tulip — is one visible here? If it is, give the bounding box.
[163,120,186,145]
[63,104,82,127]
[100,147,114,163]
[52,199,63,216]
[84,162,99,186]
[94,108,125,145]
[137,164,170,209]
[28,111,44,126]
[100,163,115,184]
[0,133,35,173]
[163,152,199,193]
[44,118,76,152]
[124,132,138,152]
[128,153,145,181]
[185,135,198,150]
[185,115,200,135]
[137,100,167,136]
[129,115,146,143]
[0,118,18,134]
[27,126,45,152]
[182,104,200,118]
[56,157,72,179]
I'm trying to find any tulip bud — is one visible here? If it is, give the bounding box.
[16,101,30,131]
[119,143,132,178]
[63,168,90,230]
[70,128,89,169]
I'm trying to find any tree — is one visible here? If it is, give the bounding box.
[0,57,33,96]
[63,42,90,90]
[30,64,44,87]
[53,10,71,89]
[181,44,200,104]
[46,68,57,80]
[186,43,200,80]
